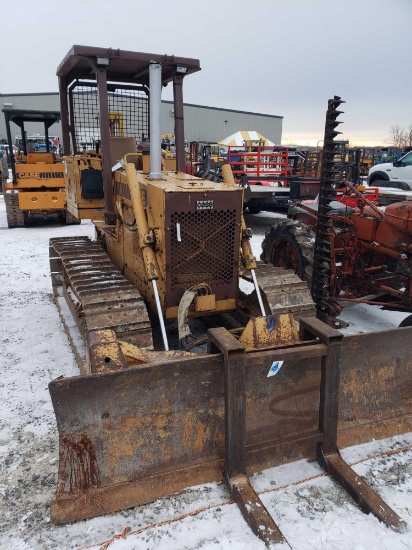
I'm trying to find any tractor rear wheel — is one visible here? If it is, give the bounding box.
[260,219,315,283]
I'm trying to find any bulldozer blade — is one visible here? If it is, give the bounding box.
[49,339,327,524]
[49,324,412,528]
[338,327,412,445]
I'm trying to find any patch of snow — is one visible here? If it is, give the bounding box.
[1,200,411,549]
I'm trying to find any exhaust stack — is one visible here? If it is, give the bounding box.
[149,62,162,180]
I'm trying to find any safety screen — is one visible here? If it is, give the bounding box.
[70,84,149,152]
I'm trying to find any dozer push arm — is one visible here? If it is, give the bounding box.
[125,162,159,281]
[221,163,257,272]
[125,162,169,350]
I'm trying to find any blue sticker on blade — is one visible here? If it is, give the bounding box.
[267,360,283,377]
[267,360,292,381]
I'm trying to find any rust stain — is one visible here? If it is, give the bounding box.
[342,362,402,420]
[58,434,101,495]
[101,406,224,480]
[401,387,412,403]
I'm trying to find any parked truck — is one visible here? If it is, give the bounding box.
[368,149,412,189]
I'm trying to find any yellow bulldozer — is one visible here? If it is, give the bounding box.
[2,109,80,227]
[48,46,411,546]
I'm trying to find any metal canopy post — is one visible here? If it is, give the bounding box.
[21,121,27,156]
[173,71,185,172]
[67,82,78,154]
[44,123,50,153]
[58,76,71,156]
[95,65,116,225]
[4,113,16,184]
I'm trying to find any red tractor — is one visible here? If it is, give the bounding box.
[261,98,412,327]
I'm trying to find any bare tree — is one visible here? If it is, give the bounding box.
[388,124,412,148]
[389,125,406,148]
[406,124,412,147]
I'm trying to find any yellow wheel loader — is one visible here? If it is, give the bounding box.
[48,46,412,546]
[2,109,80,227]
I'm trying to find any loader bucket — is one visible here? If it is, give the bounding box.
[49,322,412,541]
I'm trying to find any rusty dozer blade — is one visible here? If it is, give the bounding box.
[49,320,412,544]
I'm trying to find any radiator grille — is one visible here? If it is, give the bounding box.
[170,209,237,290]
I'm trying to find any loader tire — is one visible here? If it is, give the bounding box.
[260,219,315,283]
[4,192,25,228]
[64,210,81,225]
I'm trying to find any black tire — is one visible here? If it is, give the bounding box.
[399,314,412,328]
[389,181,410,190]
[372,180,392,188]
[247,203,263,214]
[369,171,389,185]
[260,219,315,282]
[372,180,410,190]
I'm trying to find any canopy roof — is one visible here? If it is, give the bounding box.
[2,109,61,126]
[218,130,275,147]
[57,45,201,87]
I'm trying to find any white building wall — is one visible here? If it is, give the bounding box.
[1,94,283,146]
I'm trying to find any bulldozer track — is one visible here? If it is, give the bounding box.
[49,236,153,370]
[241,259,315,319]
[64,210,81,225]
[4,192,25,228]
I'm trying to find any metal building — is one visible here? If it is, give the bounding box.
[0,92,282,146]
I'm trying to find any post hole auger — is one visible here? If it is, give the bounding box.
[48,47,411,547]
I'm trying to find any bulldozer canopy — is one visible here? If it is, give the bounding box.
[218,131,275,147]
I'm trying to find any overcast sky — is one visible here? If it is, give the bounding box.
[1,0,411,146]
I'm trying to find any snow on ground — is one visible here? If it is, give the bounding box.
[0,200,411,550]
